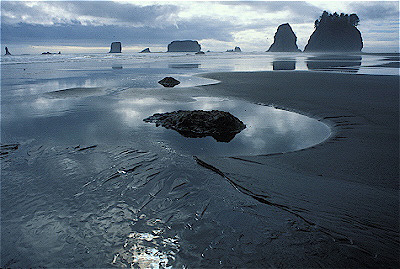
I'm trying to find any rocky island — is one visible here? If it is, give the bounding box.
[143,110,246,142]
[267,23,301,52]
[109,42,122,53]
[304,11,363,52]
[139,48,151,53]
[4,47,11,55]
[167,40,201,52]
[227,46,241,52]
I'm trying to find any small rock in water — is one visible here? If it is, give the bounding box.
[158,77,180,87]
[143,110,246,142]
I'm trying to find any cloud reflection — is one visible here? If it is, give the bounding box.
[115,96,331,156]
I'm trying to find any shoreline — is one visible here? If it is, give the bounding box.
[194,70,399,266]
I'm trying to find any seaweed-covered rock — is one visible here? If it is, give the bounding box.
[143,110,246,142]
[158,77,180,87]
[167,40,201,52]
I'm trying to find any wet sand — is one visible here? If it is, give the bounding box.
[2,65,399,267]
[196,71,399,266]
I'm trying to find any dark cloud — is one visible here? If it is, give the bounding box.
[348,1,399,21]
[1,21,234,47]
[220,1,322,19]
[1,1,235,47]
[57,1,180,26]
[1,1,180,27]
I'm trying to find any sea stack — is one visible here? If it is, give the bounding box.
[227,46,242,52]
[304,11,363,52]
[167,40,201,52]
[140,48,151,53]
[267,23,301,52]
[5,47,11,55]
[109,42,122,53]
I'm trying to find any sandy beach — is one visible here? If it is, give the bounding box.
[193,71,400,266]
[2,54,399,268]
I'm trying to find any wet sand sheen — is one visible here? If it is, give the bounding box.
[197,71,399,267]
[1,65,399,267]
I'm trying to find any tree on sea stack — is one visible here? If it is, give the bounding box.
[304,11,363,52]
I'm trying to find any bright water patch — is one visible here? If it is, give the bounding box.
[2,88,330,157]
[119,96,331,156]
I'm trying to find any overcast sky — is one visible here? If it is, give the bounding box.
[1,0,399,54]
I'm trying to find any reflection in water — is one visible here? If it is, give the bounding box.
[273,60,296,70]
[116,96,331,156]
[112,217,179,268]
[2,89,331,156]
[307,54,362,72]
[168,63,200,69]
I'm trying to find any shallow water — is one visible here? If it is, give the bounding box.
[2,91,330,157]
[1,52,398,268]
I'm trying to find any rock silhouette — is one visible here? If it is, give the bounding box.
[267,23,301,52]
[227,46,241,52]
[158,77,180,87]
[109,42,122,53]
[167,40,201,52]
[143,110,246,142]
[304,11,363,52]
[5,47,11,55]
[140,48,151,53]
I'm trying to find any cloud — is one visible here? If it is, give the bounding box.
[1,1,398,53]
[348,1,399,21]
[1,1,180,27]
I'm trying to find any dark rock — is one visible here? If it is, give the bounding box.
[267,23,301,52]
[304,11,363,52]
[158,77,180,87]
[110,42,122,53]
[167,40,201,52]
[227,46,241,52]
[143,110,246,142]
[195,51,205,55]
[140,48,151,53]
[5,47,11,55]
